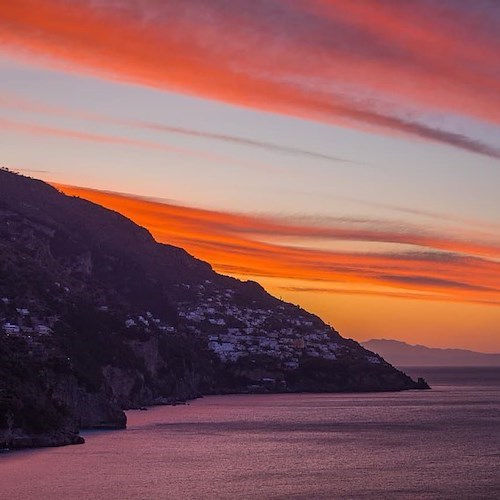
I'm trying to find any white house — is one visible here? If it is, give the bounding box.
[35,325,51,335]
[138,316,149,326]
[159,326,175,333]
[209,318,225,326]
[3,323,21,335]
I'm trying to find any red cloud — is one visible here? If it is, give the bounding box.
[1,1,500,157]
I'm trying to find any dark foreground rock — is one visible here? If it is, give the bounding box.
[3,429,85,450]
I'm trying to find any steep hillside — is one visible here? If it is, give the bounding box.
[0,169,428,449]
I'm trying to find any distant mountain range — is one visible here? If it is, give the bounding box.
[0,170,428,449]
[362,339,500,367]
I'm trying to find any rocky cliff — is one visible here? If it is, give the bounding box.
[0,169,428,449]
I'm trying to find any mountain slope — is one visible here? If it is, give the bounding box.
[0,169,428,449]
[363,339,500,367]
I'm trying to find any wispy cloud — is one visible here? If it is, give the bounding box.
[127,120,354,164]
[52,183,500,305]
[277,286,500,307]
[315,194,500,234]
[0,116,279,172]
[1,0,499,158]
[0,117,211,156]
[0,93,355,165]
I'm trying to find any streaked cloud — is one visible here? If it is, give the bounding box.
[0,116,215,157]
[53,183,500,306]
[1,0,499,158]
[277,286,500,307]
[127,120,354,164]
[316,195,500,234]
[0,93,355,165]
[0,116,278,171]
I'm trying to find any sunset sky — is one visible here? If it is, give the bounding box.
[1,0,499,351]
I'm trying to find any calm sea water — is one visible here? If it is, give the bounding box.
[1,367,499,499]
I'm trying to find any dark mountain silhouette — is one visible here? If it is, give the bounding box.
[0,169,428,449]
[362,339,500,367]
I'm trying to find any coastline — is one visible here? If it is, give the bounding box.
[0,380,431,452]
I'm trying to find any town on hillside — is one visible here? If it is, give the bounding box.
[1,278,383,370]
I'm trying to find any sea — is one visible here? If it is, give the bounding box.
[1,367,499,499]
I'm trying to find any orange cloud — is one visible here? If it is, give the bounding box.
[52,183,500,306]
[1,1,500,157]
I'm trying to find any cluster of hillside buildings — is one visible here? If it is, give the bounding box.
[124,310,176,333]
[175,281,348,367]
[1,298,54,338]
[2,280,381,368]
[0,297,56,359]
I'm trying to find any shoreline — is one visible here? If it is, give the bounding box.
[1,381,432,453]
